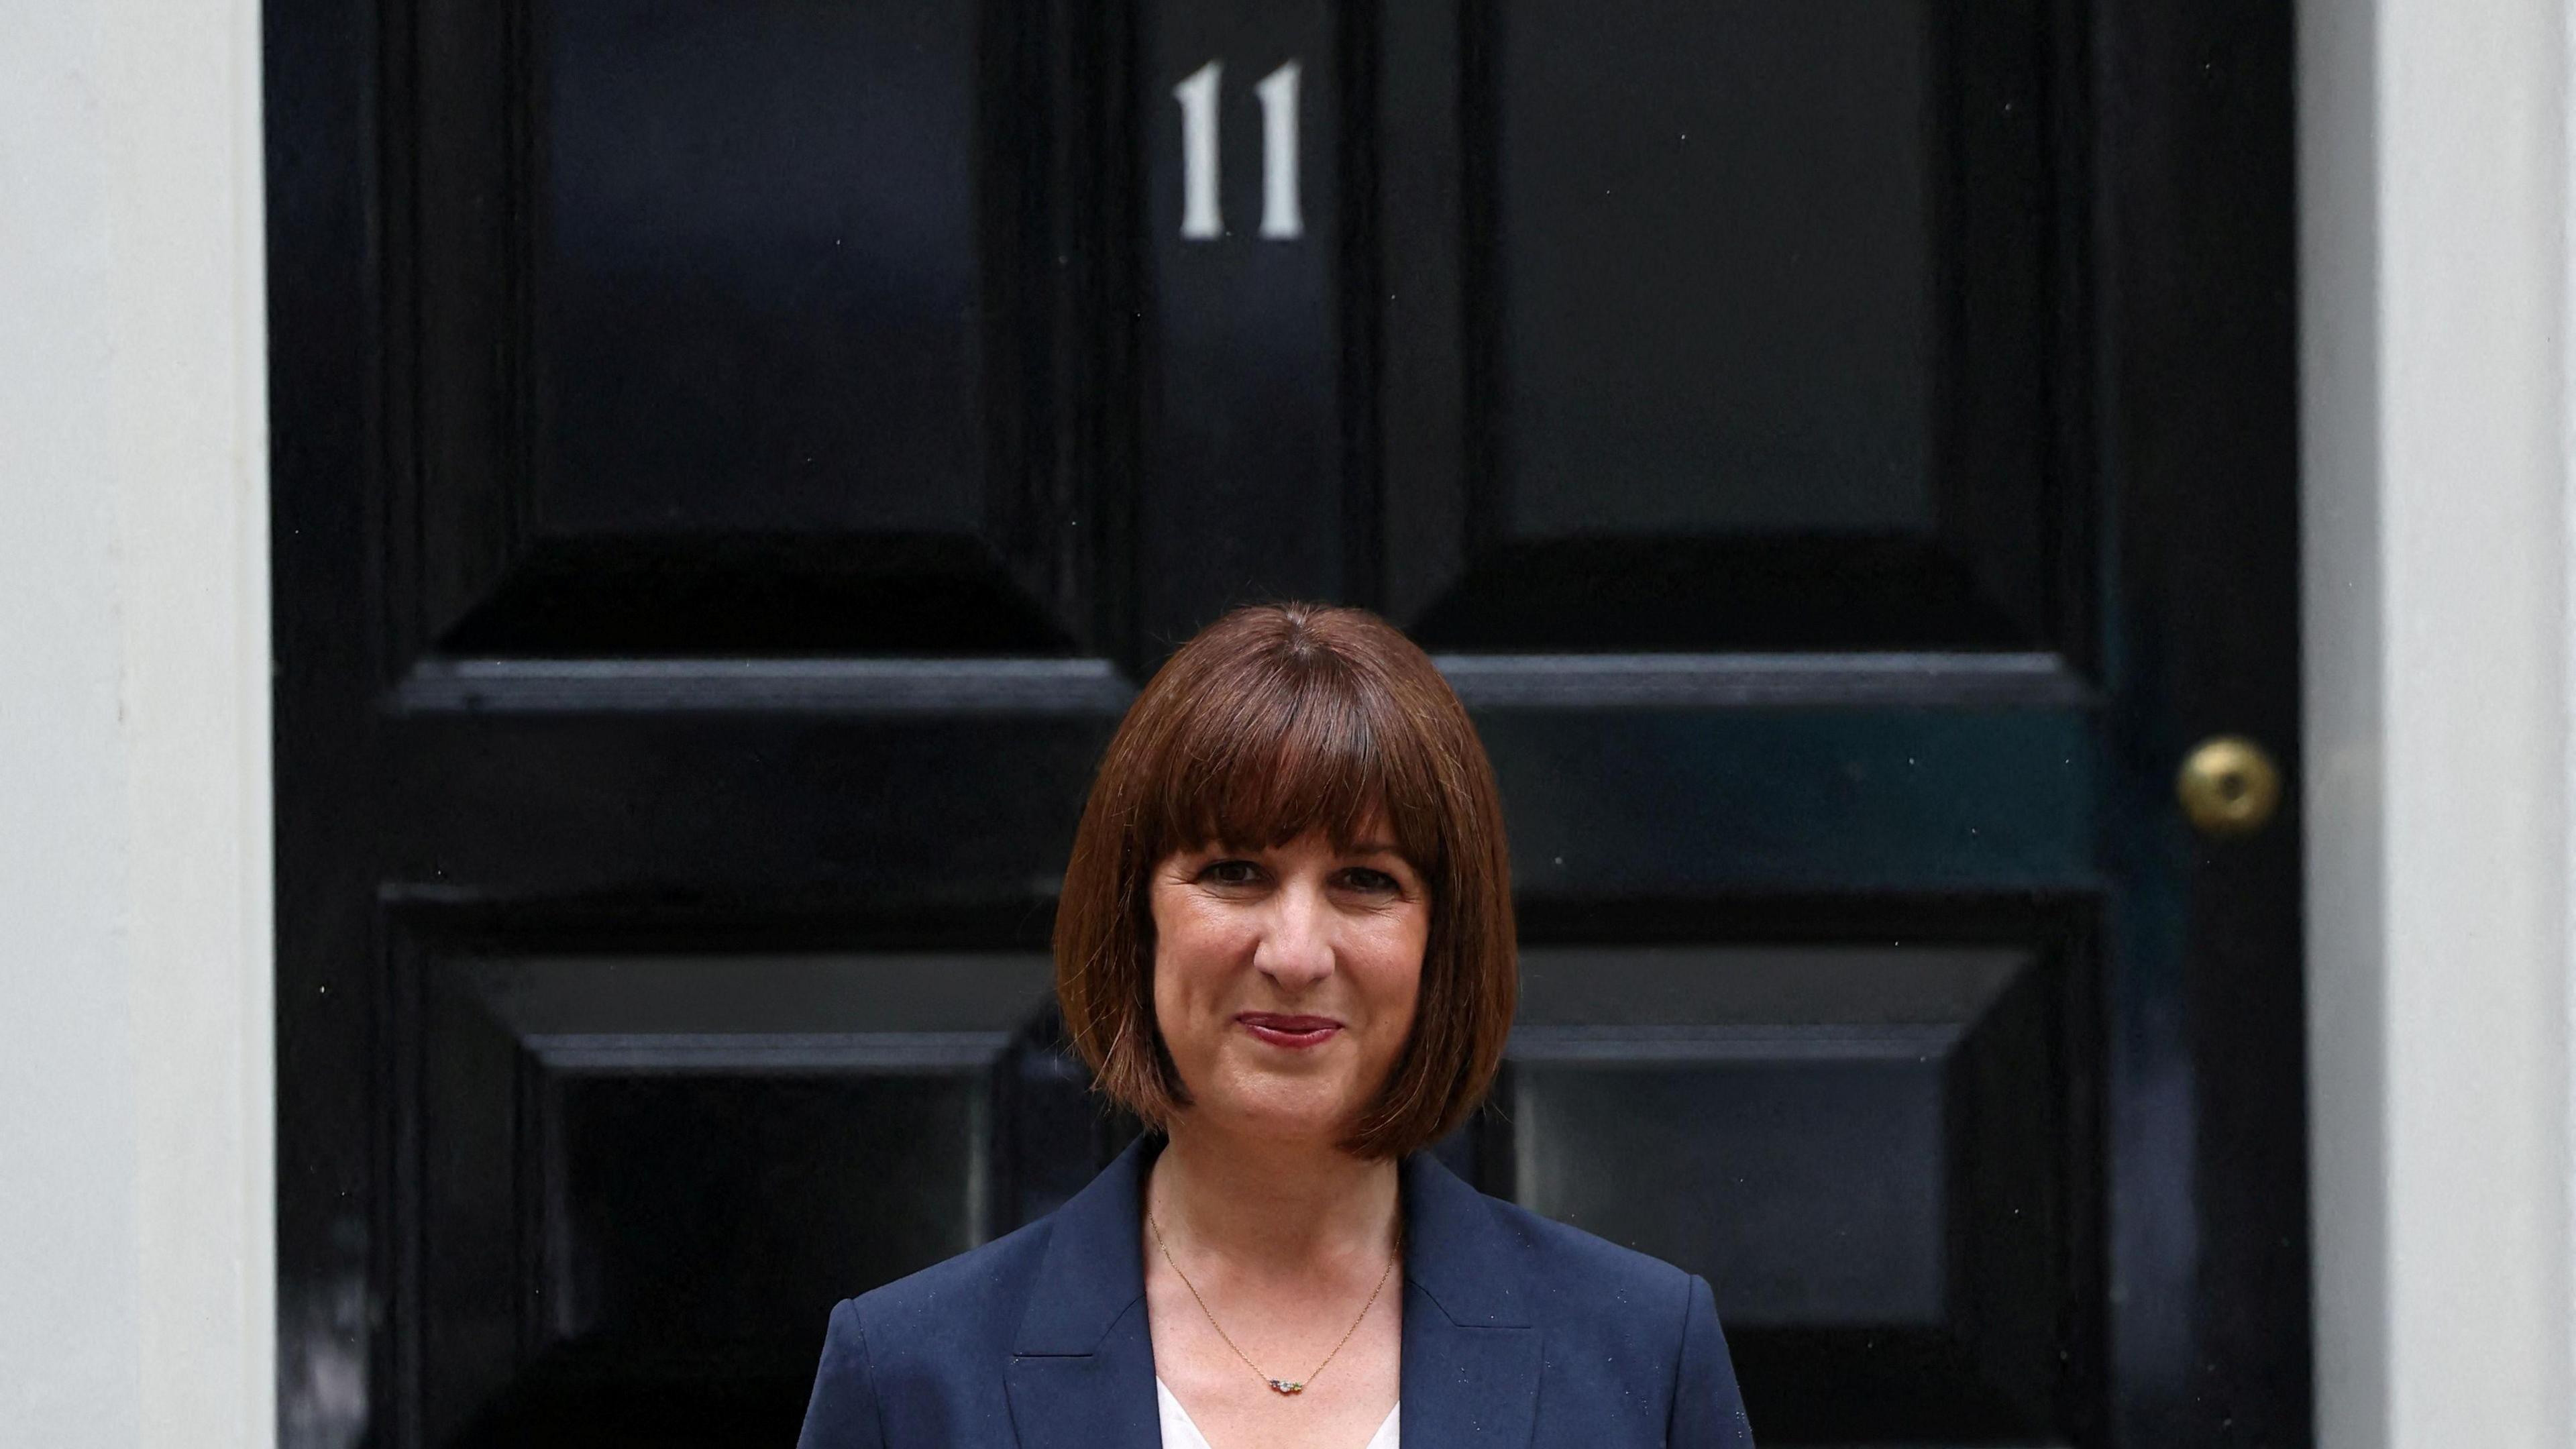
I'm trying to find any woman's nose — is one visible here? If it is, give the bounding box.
[1250,881,1334,989]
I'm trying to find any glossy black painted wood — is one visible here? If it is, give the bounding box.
[414,949,1053,1444]
[1500,942,2090,1442]
[1134,0,1356,641]
[1381,0,2072,657]
[270,0,2306,1444]
[2095,2,2309,1442]
[400,0,1090,660]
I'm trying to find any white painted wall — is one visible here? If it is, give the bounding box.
[2301,0,2576,1444]
[0,0,274,1444]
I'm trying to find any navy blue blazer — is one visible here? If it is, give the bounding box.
[797,1139,1754,1447]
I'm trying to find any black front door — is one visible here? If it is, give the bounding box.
[268,1,2304,1444]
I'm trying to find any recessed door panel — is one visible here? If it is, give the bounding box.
[537,0,985,542]
[1494,1,1939,543]
[405,0,1085,659]
[418,951,1062,1444]
[1504,945,2078,1440]
[1380,0,2063,655]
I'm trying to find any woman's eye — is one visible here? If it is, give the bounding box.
[1339,867,1399,893]
[1199,859,1261,886]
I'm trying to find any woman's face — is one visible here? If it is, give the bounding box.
[1149,823,1430,1147]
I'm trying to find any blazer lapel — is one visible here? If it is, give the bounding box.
[1399,1152,1541,1448]
[1004,1139,1163,1449]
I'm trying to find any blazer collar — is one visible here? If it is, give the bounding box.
[1399,1151,1542,1448]
[1005,1139,1161,1449]
[1399,1150,1536,1328]
[1011,1136,1154,1355]
[1003,1140,1540,1449]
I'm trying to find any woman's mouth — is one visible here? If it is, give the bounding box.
[1236,1012,1342,1049]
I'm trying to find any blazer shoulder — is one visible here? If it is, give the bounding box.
[1476,1193,1751,1442]
[1482,1191,1698,1305]
[802,1218,1063,1449]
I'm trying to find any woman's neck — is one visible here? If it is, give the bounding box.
[1148,1120,1401,1275]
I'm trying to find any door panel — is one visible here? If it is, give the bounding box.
[1385,0,2066,654]
[271,0,2304,1445]
[411,0,1081,658]
[538,0,989,542]
[1505,944,2081,1442]
[1491,1,1941,541]
[415,950,1052,1444]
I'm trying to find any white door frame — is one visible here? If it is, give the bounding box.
[2301,0,2576,1442]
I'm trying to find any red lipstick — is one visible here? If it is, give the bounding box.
[1236,1012,1342,1049]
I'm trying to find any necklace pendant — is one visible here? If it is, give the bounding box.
[1267,1379,1305,1395]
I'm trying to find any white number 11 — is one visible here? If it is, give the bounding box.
[1175,59,1303,241]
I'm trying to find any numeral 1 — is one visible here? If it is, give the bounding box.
[1175,61,1224,239]
[1255,62,1303,239]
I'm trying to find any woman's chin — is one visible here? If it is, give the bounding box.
[1187,1078,1365,1146]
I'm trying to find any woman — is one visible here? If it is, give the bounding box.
[798,604,1753,1448]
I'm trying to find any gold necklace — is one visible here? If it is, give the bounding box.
[1146,1209,1397,1397]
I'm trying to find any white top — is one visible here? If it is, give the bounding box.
[1156,1379,1399,1449]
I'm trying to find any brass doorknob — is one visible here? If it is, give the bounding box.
[2176,735,2282,839]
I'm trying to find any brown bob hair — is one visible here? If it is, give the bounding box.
[1053,602,1516,1159]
